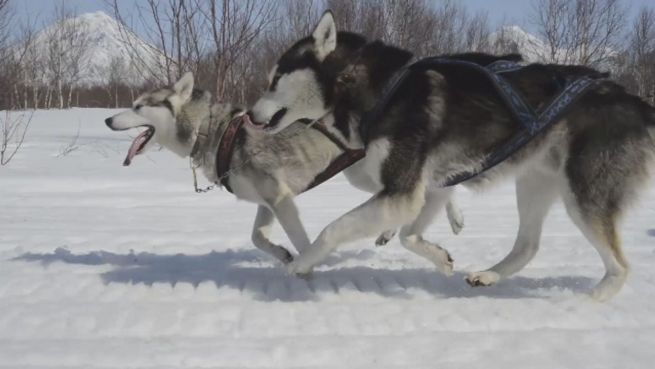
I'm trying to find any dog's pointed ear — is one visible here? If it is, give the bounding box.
[174,72,194,102]
[312,11,337,61]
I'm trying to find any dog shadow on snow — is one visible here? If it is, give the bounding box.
[14,247,595,302]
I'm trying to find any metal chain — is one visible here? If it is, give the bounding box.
[190,159,218,193]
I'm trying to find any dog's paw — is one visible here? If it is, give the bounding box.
[446,201,464,235]
[375,230,396,247]
[286,259,314,277]
[272,246,294,265]
[419,243,454,276]
[449,217,464,235]
[447,209,464,235]
[435,249,454,277]
[466,271,500,287]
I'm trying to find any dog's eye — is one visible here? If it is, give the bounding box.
[134,104,144,111]
[269,74,281,91]
[337,73,355,85]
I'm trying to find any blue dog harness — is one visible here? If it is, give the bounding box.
[361,57,600,187]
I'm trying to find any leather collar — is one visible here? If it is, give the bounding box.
[215,116,245,193]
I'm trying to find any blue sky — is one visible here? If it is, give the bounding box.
[460,0,652,28]
[11,0,654,34]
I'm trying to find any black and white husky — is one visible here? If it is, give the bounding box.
[104,73,464,265]
[248,12,655,300]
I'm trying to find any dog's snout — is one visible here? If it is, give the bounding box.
[105,117,113,128]
[246,110,265,127]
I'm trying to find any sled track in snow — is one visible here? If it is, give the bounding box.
[1,109,655,368]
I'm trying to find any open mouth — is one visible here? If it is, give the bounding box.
[123,125,155,166]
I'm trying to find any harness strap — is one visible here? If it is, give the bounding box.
[214,117,366,195]
[362,56,600,188]
[308,120,351,151]
[412,57,541,133]
[360,65,413,142]
[487,60,524,74]
[443,77,596,186]
[304,148,366,192]
[303,120,366,193]
[215,116,245,193]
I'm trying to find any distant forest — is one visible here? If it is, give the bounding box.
[0,0,654,110]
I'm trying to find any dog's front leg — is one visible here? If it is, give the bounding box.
[446,198,464,235]
[269,195,312,254]
[398,188,456,276]
[251,205,294,264]
[466,170,559,287]
[287,188,426,275]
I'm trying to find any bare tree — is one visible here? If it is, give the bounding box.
[492,24,524,55]
[109,0,275,104]
[0,0,13,107]
[1,111,32,166]
[2,0,641,110]
[531,0,626,66]
[0,0,9,51]
[105,57,127,108]
[328,0,491,56]
[43,3,92,109]
[624,7,655,104]
[17,19,43,109]
[198,0,276,101]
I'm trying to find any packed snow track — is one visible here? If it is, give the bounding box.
[1,109,655,368]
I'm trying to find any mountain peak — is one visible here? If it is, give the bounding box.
[28,11,161,86]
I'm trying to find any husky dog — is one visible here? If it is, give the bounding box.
[104,73,464,265]
[248,12,655,300]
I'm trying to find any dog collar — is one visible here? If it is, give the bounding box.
[214,115,245,193]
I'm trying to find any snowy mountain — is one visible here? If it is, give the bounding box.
[28,11,163,86]
[24,12,612,88]
[490,25,550,62]
[490,25,617,69]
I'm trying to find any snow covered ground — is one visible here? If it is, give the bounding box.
[1,108,655,368]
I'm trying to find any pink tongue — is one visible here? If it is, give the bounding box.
[123,129,151,166]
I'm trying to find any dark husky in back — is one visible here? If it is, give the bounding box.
[248,12,655,300]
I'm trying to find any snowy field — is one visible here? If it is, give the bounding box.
[1,108,655,369]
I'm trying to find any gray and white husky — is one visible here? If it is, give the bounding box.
[248,11,655,300]
[104,73,464,265]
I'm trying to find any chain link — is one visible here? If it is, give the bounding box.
[190,159,218,193]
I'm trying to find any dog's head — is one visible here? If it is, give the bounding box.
[247,11,366,133]
[105,72,210,165]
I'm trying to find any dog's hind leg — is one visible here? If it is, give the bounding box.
[562,194,629,301]
[398,188,455,276]
[251,205,294,264]
[558,126,648,300]
[568,210,628,301]
[377,195,463,248]
[286,184,427,275]
[467,169,559,287]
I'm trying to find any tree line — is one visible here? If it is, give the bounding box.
[0,0,654,110]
